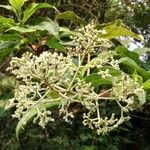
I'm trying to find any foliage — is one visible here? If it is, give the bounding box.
[4,20,149,140]
[0,0,54,60]
[1,109,150,149]
[0,0,150,149]
[0,0,85,61]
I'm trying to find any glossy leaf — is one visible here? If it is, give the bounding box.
[0,41,16,50]
[9,0,26,10]
[0,23,12,30]
[0,16,16,26]
[98,20,144,41]
[22,3,57,24]
[103,26,143,41]
[55,11,86,25]
[132,72,143,85]
[84,73,112,86]
[96,19,128,30]
[60,27,82,37]
[137,68,150,81]
[116,46,140,63]
[8,26,36,33]
[0,48,15,60]
[142,61,150,71]
[30,20,59,36]
[0,34,22,41]
[99,66,122,76]
[16,101,59,140]
[47,37,66,53]
[81,58,99,76]
[0,41,19,59]
[143,79,150,90]
[47,91,60,99]
[119,57,150,80]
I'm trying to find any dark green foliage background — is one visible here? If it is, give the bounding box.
[1,110,150,150]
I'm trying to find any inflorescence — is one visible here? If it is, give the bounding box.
[6,22,146,135]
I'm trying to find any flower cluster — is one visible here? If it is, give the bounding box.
[7,51,76,128]
[67,22,112,56]
[7,51,76,86]
[79,73,145,134]
[111,74,146,110]
[6,22,146,135]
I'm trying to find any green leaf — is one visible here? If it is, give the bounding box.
[84,73,112,86]
[55,11,86,25]
[0,48,15,60]
[0,76,19,89]
[116,46,140,63]
[9,0,26,10]
[96,19,128,30]
[30,20,59,36]
[137,68,150,81]
[0,23,12,30]
[143,61,150,71]
[81,55,116,76]
[119,57,150,80]
[22,3,57,24]
[60,40,77,47]
[60,27,82,37]
[0,4,14,12]
[103,26,143,41]
[83,146,96,150]
[132,71,143,85]
[143,79,150,90]
[0,41,17,50]
[99,66,122,76]
[47,91,60,99]
[119,57,139,69]
[81,58,99,76]
[0,41,19,59]
[8,26,36,33]
[99,21,144,41]
[16,101,59,140]
[0,34,22,41]
[0,16,16,26]
[47,37,66,53]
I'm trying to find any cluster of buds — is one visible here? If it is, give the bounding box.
[67,22,112,56]
[6,22,146,134]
